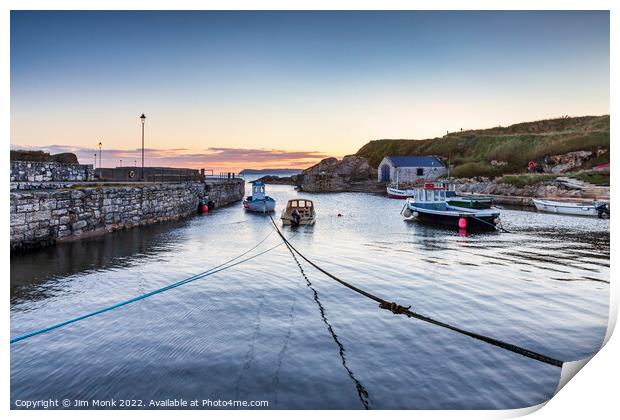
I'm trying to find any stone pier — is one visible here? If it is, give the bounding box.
[10,179,245,252]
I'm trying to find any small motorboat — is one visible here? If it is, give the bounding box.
[532,198,610,218]
[281,198,316,226]
[387,186,414,199]
[243,181,276,213]
[402,183,501,230]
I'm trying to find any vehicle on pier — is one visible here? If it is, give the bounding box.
[281,199,316,226]
[243,181,276,213]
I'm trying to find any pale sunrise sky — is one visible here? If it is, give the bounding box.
[10,11,609,171]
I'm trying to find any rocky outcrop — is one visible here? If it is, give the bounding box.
[455,178,609,200]
[542,150,593,173]
[297,155,379,192]
[255,175,298,185]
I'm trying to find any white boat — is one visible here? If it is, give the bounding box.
[387,186,414,199]
[532,198,609,218]
[281,199,316,226]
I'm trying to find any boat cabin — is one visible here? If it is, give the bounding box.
[250,181,266,200]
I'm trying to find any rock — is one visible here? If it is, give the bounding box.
[255,175,297,185]
[543,150,592,173]
[297,155,378,192]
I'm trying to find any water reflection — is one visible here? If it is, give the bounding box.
[10,220,189,304]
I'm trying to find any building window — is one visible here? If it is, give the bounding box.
[416,168,424,176]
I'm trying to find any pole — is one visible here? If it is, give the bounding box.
[99,143,102,169]
[94,153,97,169]
[141,120,145,181]
[120,159,123,168]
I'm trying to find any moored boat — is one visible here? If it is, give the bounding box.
[402,183,501,230]
[281,198,316,226]
[243,181,276,213]
[532,198,609,218]
[387,186,414,199]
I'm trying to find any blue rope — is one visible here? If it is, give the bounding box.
[10,230,280,344]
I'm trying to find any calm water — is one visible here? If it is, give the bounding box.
[10,182,610,409]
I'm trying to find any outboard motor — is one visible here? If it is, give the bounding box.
[595,202,610,219]
[291,209,301,226]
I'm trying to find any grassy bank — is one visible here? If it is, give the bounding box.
[356,115,609,178]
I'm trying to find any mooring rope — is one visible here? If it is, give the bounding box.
[10,229,281,344]
[470,215,511,233]
[282,239,370,409]
[269,216,562,368]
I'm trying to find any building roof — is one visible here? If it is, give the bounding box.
[384,155,445,168]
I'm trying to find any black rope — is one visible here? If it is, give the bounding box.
[282,239,370,409]
[470,215,511,233]
[269,216,562,368]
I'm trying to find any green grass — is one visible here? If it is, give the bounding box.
[573,170,610,186]
[356,115,609,178]
[498,174,559,187]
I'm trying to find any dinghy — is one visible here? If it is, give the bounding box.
[532,198,609,218]
[243,181,276,213]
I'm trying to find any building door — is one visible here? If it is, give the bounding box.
[380,164,391,182]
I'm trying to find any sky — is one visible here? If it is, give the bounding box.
[10,11,610,171]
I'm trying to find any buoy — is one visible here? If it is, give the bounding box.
[403,208,413,218]
[458,217,467,229]
[202,204,209,214]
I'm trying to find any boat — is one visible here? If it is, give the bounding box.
[532,198,610,218]
[243,181,276,213]
[387,186,414,199]
[389,182,493,210]
[445,191,493,209]
[281,198,316,226]
[401,183,501,229]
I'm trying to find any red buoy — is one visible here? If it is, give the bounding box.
[199,203,209,214]
[458,217,467,229]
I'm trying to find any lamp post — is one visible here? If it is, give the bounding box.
[98,141,102,169]
[94,153,97,169]
[120,159,123,168]
[140,113,146,180]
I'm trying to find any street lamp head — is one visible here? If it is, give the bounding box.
[98,142,102,147]
[140,113,146,124]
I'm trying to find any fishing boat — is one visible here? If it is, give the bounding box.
[390,182,493,209]
[532,198,610,218]
[243,181,276,213]
[281,198,316,226]
[401,183,501,229]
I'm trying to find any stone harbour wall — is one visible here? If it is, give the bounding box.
[10,180,244,251]
[205,179,245,208]
[11,161,94,183]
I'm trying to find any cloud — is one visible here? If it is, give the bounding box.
[10,144,329,171]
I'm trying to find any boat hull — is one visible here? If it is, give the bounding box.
[532,199,601,217]
[386,187,413,199]
[243,197,276,213]
[404,202,500,230]
[411,209,498,229]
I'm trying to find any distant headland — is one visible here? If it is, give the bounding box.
[239,168,303,176]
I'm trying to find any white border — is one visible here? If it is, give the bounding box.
[2,1,616,419]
